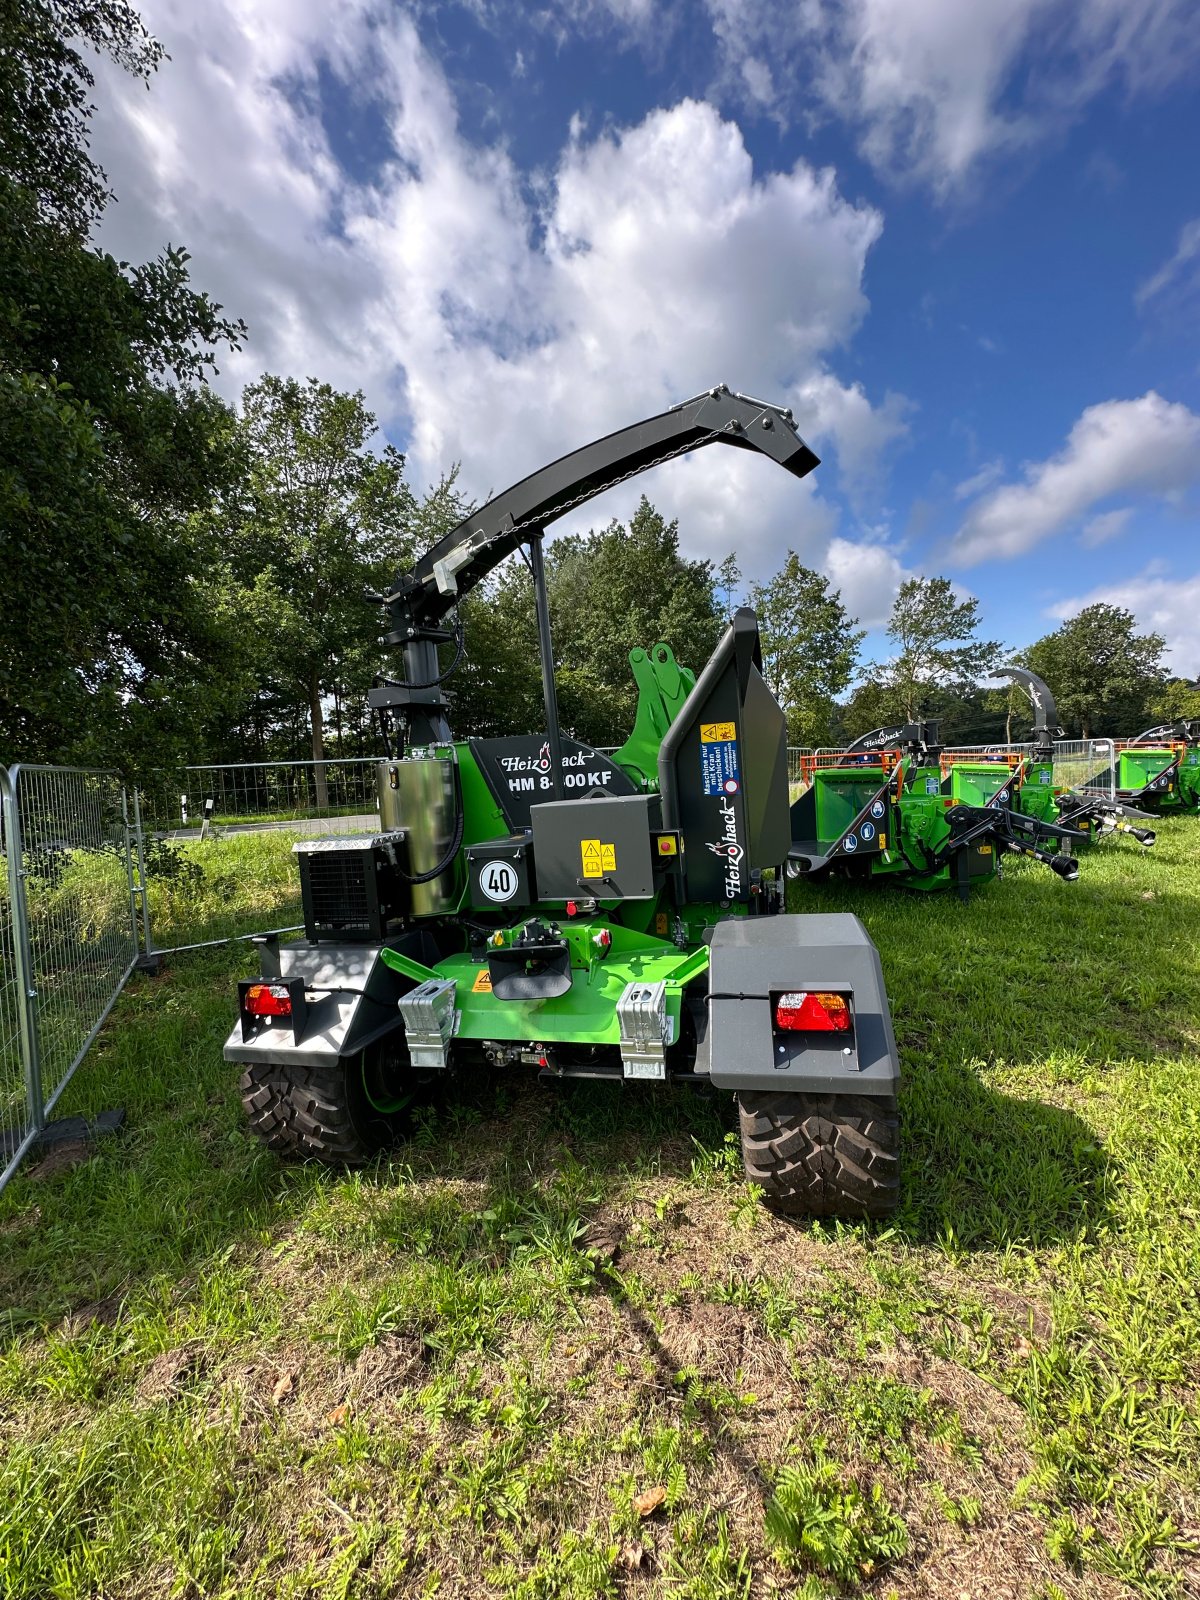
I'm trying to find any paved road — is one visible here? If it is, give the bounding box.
[161,813,380,840]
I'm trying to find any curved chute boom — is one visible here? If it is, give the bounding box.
[370,385,819,752]
[382,386,818,637]
[995,666,1063,753]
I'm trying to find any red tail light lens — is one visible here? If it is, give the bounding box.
[774,991,851,1032]
[245,982,293,1017]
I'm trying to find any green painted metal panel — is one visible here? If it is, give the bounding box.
[813,769,887,843]
[1118,748,1174,789]
[946,762,1011,807]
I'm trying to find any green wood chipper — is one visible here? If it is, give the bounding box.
[224,388,901,1219]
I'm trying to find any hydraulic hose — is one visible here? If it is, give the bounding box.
[395,767,465,886]
[377,616,466,692]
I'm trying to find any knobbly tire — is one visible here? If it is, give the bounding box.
[240,1042,411,1166]
[737,1091,900,1219]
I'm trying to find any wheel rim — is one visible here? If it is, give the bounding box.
[359,1047,410,1114]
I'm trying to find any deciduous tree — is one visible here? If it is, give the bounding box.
[220,377,414,802]
[0,0,246,767]
[875,577,1002,721]
[546,498,722,746]
[1020,605,1167,737]
[749,553,863,746]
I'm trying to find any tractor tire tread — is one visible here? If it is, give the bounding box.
[738,1091,899,1220]
[239,1060,380,1166]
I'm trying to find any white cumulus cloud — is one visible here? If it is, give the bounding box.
[949,393,1200,565]
[697,0,1200,195]
[823,537,909,628]
[1047,569,1200,678]
[89,1,906,576]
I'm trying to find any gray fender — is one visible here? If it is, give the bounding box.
[223,941,410,1071]
[707,913,899,1096]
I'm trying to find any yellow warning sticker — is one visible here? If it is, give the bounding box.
[878,833,887,851]
[700,721,736,743]
[472,968,493,993]
[580,839,617,877]
[977,844,993,856]
[655,912,669,935]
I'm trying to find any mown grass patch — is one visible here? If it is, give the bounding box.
[0,820,1198,1597]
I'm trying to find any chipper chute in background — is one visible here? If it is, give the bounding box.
[225,387,902,1219]
[938,667,1158,848]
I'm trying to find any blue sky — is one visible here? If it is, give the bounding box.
[91,0,1200,674]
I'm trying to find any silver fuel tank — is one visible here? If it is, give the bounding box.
[376,757,460,916]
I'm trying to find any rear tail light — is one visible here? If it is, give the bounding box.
[245,982,293,1017]
[774,991,851,1032]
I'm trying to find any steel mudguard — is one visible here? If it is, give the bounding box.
[222,941,409,1071]
[707,913,899,1096]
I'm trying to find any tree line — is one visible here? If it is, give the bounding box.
[2,2,1196,779]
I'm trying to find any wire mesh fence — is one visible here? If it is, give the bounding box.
[133,759,386,953]
[1,767,31,1185]
[138,758,382,835]
[137,823,306,955]
[1,766,140,1192]
[1052,740,1116,799]
[937,740,1117,798]
[787,748,814,793]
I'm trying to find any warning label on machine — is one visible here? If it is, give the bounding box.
[700,730,740,796]
[580,839,617,877]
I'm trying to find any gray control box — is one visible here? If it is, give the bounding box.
[530,794,660,900]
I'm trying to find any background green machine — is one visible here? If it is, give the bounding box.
[786,720,1084,898]
[939,667,1158,848]
[225,389,902,1220]
[1091,711,1200,816]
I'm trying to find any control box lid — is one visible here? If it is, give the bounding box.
[530,793,660,900]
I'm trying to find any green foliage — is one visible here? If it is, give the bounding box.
[0,0,162,235]
[714,553,743,620]
[549,498,722,745]
[1152,676,1200,726]
[1020,604,1167,738]
[749,552,864,745]
[211,376,416,782]
[451,496,723,745]
[764,1452,908,1584]
[865,576,1003,724]
[0,0,246,768]
[454,560,546,739]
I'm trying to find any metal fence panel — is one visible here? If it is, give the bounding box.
[11,767,139,1113]
[939,740,1117,799]
[134,759,385,955]
[138,758,381,836]
[1054,739,1116,799]
[787,747,814,791]
[1,767,36,1189]
[1,766,139,1193]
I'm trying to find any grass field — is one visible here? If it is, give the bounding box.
[1,820,1198,1598]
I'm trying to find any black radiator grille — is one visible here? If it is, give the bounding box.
[302,852,372,931]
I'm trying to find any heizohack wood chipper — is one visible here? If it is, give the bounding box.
[224,388,901,1219]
